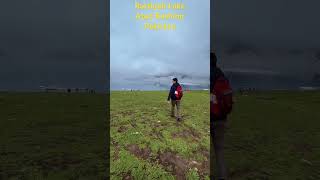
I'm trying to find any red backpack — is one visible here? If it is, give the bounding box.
[175,85,183,100]
[211,76,233,119]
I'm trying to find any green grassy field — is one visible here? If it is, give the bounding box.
[1,91,319,180]
[225,91,320,180]
[110,91,211,180]
[111,90,320,180]
[0,93,108,180]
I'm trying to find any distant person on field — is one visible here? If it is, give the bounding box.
[167,78,183,121]
[210,52,233,180]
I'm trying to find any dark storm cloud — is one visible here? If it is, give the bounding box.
[212,0,320,88]
[44,49,98,62]
[314,51,320,61]
[225,42,260,56]
[0,48,7,56]
[153,72,197,80]
[0,0,107,91]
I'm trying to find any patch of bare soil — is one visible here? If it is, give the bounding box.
[125,144,209,179]
[126,144,151,160]
[157,151,209,180]
[122,171,133,180]
[117,126,128,133]
[157,151,188,179]
[172,127,200,142]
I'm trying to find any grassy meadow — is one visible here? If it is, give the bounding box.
[111,90,320,180]
[0,90,319,179]
[224,90,320,180]
[0,92,108,180]
[110,91,211,180]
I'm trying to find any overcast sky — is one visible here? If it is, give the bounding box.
[110,0,210,90]
[1,0,319,91]
[212,0,320,89]
[0,0,108,91]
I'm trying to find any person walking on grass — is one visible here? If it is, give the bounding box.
[210,52,233,180]
[167,77,183,121]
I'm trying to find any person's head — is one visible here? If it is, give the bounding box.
[172,78,178,84]
[210,52,217,68]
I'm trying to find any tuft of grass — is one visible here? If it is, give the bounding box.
[186,168,200,180]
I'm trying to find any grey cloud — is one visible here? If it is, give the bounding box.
[111,0,210,90]
[0,0,107,91]
[313,73,320,81]
[44,49,98,61]
[225,42,260,56]
[212,0,320,88]
[314,51,320,61]
[0,49,7,57]
[224,68,280,75]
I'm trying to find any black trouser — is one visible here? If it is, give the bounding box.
[211,120,227,179]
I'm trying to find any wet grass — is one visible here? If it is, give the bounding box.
[111,90,320,180]
[110,91,210,180]
[1,90,319,179]
[0,92,108,180]
[225,91,320,179]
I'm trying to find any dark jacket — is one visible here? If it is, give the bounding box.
[210,67,224,93]
[167,83,180,101]
[210,66,227,121]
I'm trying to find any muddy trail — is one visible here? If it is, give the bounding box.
[125,144,209,179]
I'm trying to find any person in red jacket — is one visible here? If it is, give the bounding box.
[211,52,229,180]
[167,78,183,121]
